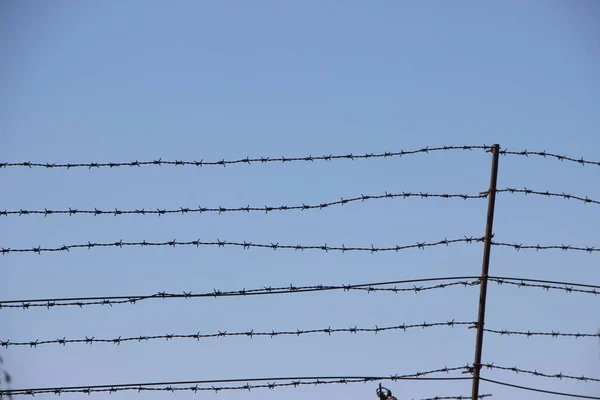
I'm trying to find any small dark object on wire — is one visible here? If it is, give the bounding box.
[377,383,398,399]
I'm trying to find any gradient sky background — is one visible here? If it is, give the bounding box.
[1,1,599,399]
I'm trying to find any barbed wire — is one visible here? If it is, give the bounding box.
[0,191,487,218]
[1,235,483,255]
[482,363,600,383]
[498,188,600,205]
[480,377,600,399]
[0,146,490,169]
[0,366,478,397]
[483,327,600,339]
[492,242,599,253]
[500,149,600,167]
[0,320,472,348]
[2,145,599,170]
[489,277,600,296]
[3,187,597,219]
[3,275,598,310]
[0,276,481,310]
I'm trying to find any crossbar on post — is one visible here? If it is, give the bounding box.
[471,144,500,400]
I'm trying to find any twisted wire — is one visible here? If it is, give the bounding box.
[0,320,472,348]
[489,277,600,296]
[492,242,599,253]
[4,187,598,219]
[0,277,481,310]
[482,363,600,383]
[0,191,487,218]
[498,188,600,205]
[1,235,483,255]
[2,145,599,169]
[500,149,600,167]
[483,327,599,339]
[3,275,599,311]
[0,146,489,169]
[0,366,478,397]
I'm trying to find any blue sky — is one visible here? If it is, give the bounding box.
[1,1,599,399]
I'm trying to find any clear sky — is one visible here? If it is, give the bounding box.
[1,1,599,399]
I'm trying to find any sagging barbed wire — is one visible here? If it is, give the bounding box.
[3,187,597,219]
[0,235,484,255]
[0,276,482,310]
[0,320,472,348]
[2,144,598,169]
[0,366,477,397]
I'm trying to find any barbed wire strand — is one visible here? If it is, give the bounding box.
[1,236,484,255]
[492,241,599,253]
[500,149,600,167]
[480,377,600,399]
[489,276,600,296]
[0,366,477,397]
[0,276,482,310]
[482,327,600,339]
[0,320,472,348]
[4,188,597,219]
[497,188,599,205]
[2,145,599,169]
[0,191,488,218]
[0,146,490,169]
[3,275,598,311]
[482,363,600,383]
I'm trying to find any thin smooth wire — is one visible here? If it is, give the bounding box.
[480,377,600,399]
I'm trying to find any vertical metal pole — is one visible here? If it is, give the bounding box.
[471,144,500,400]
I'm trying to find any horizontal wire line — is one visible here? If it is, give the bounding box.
[0,145,490,169]
[0,366,476,396]
[483,328,599,339]
[0,320,473,348]
[497,188,600,205]
[489,276,600,296]
[483,363,600,383]
[1,235,483,255]
[4,187,596,219]
[2,275,598,310]
[492,241,599,253]
[500,149,600,167]
[480,377,600,399]
[0,276,482,309]
[0,191,488,217]
[2,145,599,169]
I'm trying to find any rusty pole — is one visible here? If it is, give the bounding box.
[471,144,500,400]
